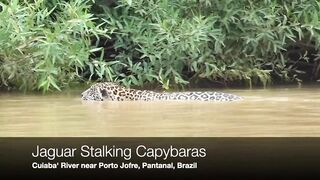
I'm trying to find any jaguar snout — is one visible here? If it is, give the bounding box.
[81,92,88,100]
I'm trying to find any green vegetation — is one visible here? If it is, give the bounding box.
[1,0,320,92]
[97,0,320,89]
[0,0,107,91]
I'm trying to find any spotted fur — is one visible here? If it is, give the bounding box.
[81,82,243,102]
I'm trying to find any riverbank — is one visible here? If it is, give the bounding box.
[1,0,320,92]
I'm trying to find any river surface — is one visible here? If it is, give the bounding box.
[0,85,320,137]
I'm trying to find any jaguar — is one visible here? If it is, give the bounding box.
[81,82,243,102]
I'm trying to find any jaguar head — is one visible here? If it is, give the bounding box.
[81,84,104,101]
[81,82,120,101]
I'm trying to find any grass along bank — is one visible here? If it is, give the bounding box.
[1,0,320,92]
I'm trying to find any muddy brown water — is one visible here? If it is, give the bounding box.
[0,85,319,137]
